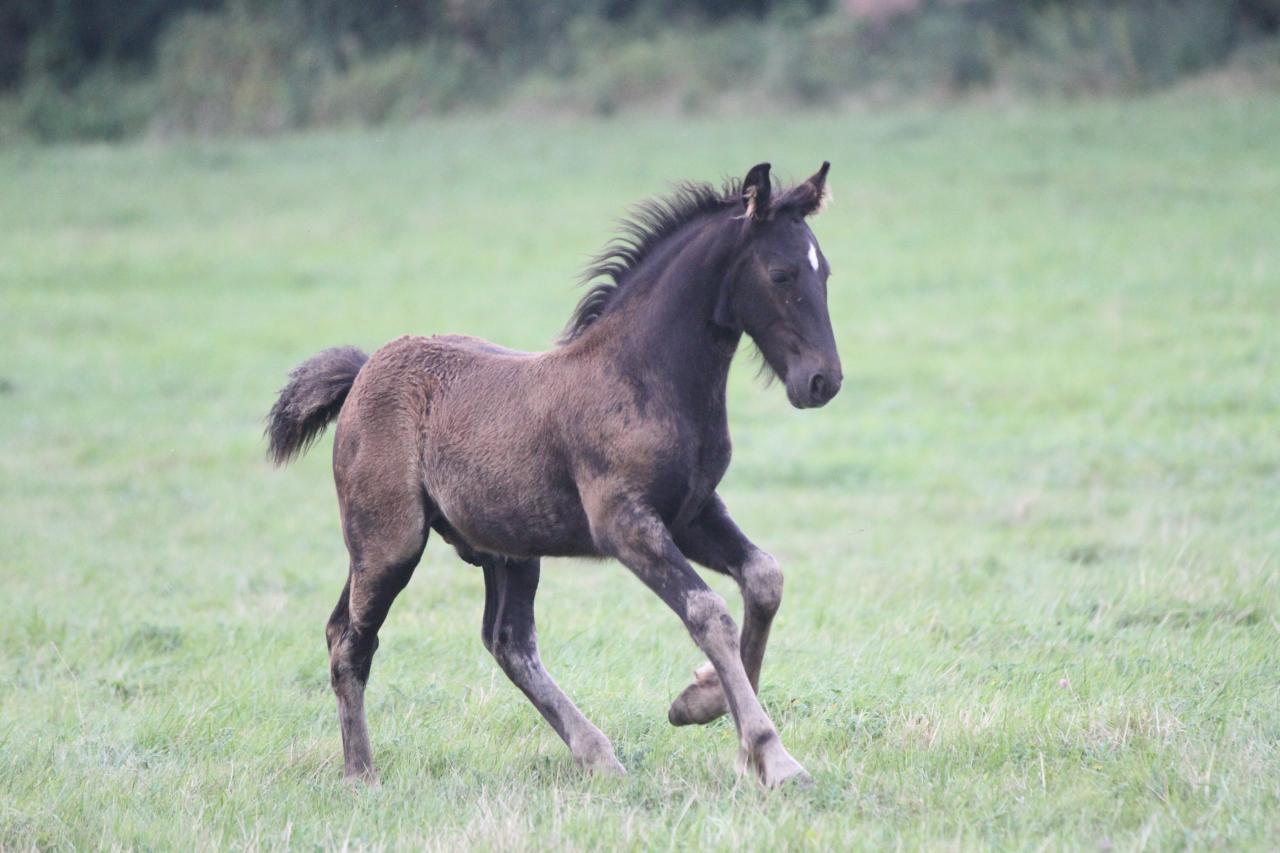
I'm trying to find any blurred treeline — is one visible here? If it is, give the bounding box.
[2,0,1279,141]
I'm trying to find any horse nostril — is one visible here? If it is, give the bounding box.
[809,373,828,401]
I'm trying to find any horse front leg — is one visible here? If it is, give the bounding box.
[594,499,808,788]
[669,495,783,727]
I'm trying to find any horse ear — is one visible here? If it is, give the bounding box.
[797,161,831,217]
[740,162,772,221]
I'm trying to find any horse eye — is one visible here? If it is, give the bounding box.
[769,268,794,285]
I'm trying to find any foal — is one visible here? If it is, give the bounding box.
[267,162,841,788]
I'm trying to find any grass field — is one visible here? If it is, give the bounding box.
[2,92,1279,850]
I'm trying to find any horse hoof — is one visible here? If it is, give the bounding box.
[776,768,814,790]
[740,740,810,790]
[668,664,729,726]
[759,759,811,790]
[577,739,626,777]
[582,753,626,777]
[344,768,380,788]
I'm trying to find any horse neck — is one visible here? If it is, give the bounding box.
[602,216,742,412]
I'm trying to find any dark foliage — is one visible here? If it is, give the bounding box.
[0,0,836,92]
[4,0,1278,140]
[0,0,215,88]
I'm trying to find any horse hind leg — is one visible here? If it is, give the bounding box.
[326,487,428,784]
[482,556,624,776]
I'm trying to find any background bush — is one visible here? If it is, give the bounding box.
[1,0,1278,140]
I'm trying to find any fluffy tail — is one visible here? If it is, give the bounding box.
[265,345,369,466]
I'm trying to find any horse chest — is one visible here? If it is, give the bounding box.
[656,418,731,527]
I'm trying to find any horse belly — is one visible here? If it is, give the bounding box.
[423,438,596,559]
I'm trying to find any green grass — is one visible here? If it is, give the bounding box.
[2,92,1279,850]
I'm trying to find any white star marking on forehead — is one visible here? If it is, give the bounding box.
[807,241,819,272]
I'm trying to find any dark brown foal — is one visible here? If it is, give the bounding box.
[267,162,841,788]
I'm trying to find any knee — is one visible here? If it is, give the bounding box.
[684,589,739,653]
[742,550,783,617]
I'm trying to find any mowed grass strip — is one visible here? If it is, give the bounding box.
[1,92,1278,849]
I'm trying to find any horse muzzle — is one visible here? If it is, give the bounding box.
[786,361,842,409]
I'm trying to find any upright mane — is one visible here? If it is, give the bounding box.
[560,177,743,343]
